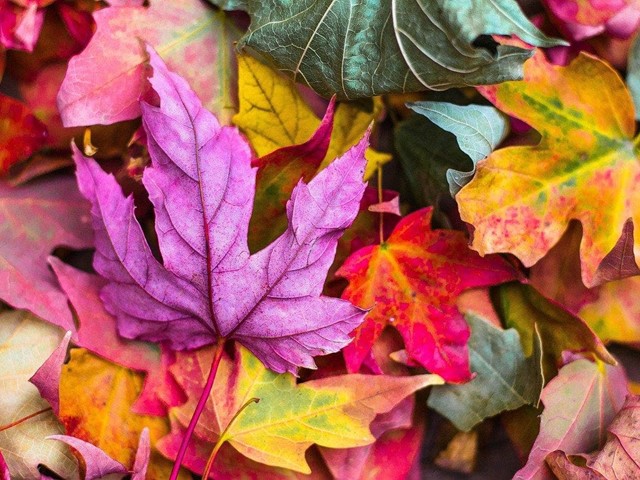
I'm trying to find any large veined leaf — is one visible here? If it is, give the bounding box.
[74,47,368,374]
[338,207,518,382]
[211,0,563,99]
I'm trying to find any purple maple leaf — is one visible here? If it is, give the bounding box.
[73,47,369,374]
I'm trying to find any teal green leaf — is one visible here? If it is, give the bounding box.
[408,102,509,195]
[210,0,565,99]
[427,313,544,432]
[395,113,472,207]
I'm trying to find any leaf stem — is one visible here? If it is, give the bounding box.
[169,337,226,480]
[377,165,384,244]
[201,397,260,479]
[0,407,52,433]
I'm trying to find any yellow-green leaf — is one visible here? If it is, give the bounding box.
[160,343,443,473]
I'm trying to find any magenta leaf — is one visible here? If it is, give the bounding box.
[74,46,368,374]
[29,330,72,415]
[0,176,92,331]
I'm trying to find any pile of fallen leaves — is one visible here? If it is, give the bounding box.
[1,1,640,479]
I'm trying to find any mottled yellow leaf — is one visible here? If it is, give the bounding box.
[457,51,640,287]
[579,276,640,345]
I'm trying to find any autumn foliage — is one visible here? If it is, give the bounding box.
[1,1,640,479]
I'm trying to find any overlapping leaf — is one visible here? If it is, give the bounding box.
[159,343,443,473]
[0,93,47,175]
[50,258,184,415]
[545,0,640,40]
[212,0,561,99]
[514,358,628,480]
[457,51,640,287]
[493,283,614,378]
[59,349,187,479]
[578,276,640,345]
[58,0,240,126]
[408,102,509,196]
[338,207,518,382]
[74,47,368,374]
[49,431,150,480]
[0,176,92,330]
[0,311,78,479]
[546,394,640,479]
[428,313,544,431]
[233,53,390,180]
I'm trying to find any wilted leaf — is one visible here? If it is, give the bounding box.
[545,0,639,40]
[338,207,518,382]
[492,283,614,378]
[428,313,544,431]
[58,0,240,127]
[59,349,186,480]
[213,0,561,99]
[0,2,44,52]
[514,358,628,480]
[0,176,92,331]
[546,394,640,479]
[529,222,596,314]
[0,93,47,175]
[159,343,443,473]
[435,430,478,474]
[457,51,640,288]
[49,429,150,480]
[75,48,368,373]
[0,310,78,479]
[408,102,509,196]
